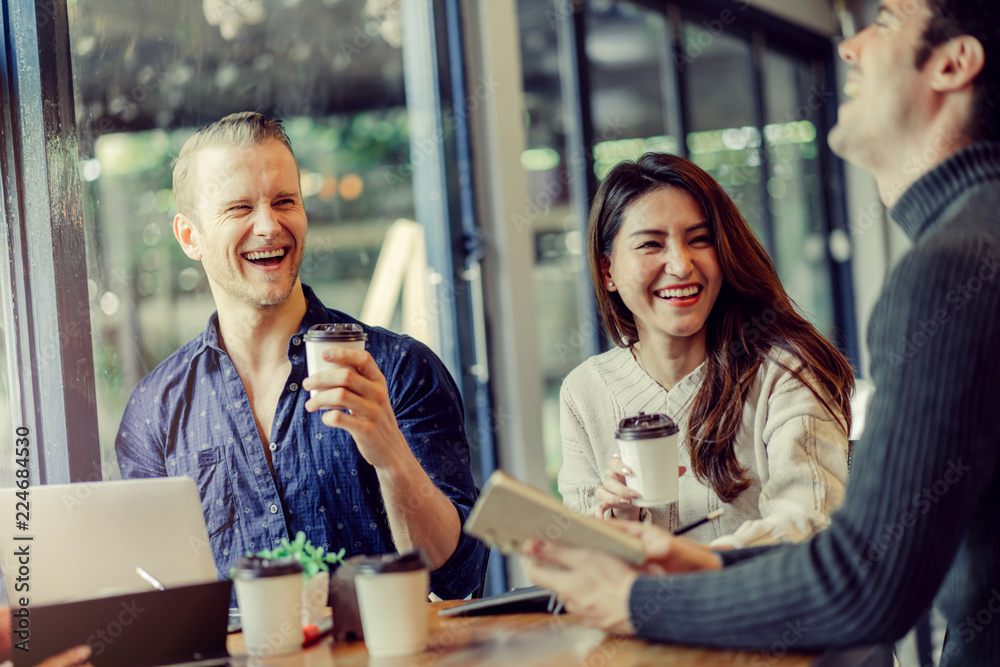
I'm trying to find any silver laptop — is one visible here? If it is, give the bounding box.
[0,477,219,605]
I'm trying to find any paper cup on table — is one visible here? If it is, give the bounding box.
[615,412,680,507]
[233,557,304,656]
[304,323,367,399]
[354,550,430,658]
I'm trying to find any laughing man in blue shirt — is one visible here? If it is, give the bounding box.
[115,112,483,599]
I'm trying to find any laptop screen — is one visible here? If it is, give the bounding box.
[0,477,219,606]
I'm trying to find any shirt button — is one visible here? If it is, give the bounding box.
[288,382,299,392]
[269,504,279,514]
[292,337,302,345]
[269,442,278,452]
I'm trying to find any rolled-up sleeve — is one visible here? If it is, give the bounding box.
[388,337,484,599]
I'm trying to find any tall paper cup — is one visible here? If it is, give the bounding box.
[232,557,304,656]
[615,412,680,507]
[304,323,367,398]
[354,551,429,658]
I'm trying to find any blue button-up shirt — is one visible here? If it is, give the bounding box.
[115,285,483,599]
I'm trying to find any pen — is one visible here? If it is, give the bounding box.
[672,508,724,536]
[303,617,334,647]
[136,566,166,591]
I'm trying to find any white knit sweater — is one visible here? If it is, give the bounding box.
[558,346,849,548]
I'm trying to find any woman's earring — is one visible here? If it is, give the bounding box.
[607,281,615,289]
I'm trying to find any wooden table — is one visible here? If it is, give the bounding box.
[225,600,853,666]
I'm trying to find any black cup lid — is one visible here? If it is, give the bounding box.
[616,412,679,440]
[353,549,429,576]
[304,323,367,342]
[232,557,304,580]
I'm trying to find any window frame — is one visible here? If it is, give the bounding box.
[1,0,102,485]
[0,0,500,494]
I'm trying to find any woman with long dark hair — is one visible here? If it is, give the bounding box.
[560,152,853,548]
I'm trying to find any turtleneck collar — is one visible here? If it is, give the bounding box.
[890,142,1000,242]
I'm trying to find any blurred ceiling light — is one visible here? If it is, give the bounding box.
[100,291,120,316]
[179,267,202,291]
[301,172,325,197]
[521,147,561,172]
[339,173,364,201]
[366,0,403,48]
[203,0,265,41]
[319,175,339,201]
[81,159,102,182]
[586,29,655,65]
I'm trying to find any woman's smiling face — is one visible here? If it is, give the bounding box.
[602,187,723,345]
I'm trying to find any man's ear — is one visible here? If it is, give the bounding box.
[174,213,203,261]
[929,35,985,93]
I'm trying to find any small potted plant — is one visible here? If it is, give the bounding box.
[250,531,345,625]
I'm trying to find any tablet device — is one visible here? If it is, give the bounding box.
[437,585,564,617]
[12,581,231,666]
[464,471,644,565]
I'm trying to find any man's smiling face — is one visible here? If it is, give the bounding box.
[829,0,937,174]
[186,139,306,310]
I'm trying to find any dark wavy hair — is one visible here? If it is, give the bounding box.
[588,153,854,502]
[917,0,1000,142]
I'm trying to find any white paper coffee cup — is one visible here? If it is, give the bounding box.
[615,412,680,507]
[233,557,304,657]
[354,551,429,658]
[304,323,367,399]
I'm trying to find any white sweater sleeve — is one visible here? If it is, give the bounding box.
[710,366,849,549]
[557,381,604,517]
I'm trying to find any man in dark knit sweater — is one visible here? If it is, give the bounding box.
[524,0,1000,664]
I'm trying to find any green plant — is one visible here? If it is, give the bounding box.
[251,531,346,579]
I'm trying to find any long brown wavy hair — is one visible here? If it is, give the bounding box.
[588,153,854,502]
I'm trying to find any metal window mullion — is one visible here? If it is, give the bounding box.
[663,2,689,159]
[3,0,101,484]
[0,0,41,487]
[555,0,601,356]
[400,0,462,384]
[749,29,777,256]
[442,0,497,480]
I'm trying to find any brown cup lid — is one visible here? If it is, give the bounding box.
[232,557,303,580]
[304,323,367,342]
[353,549,429,576]
[616,412,679,440]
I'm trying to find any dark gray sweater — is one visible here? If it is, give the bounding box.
[629,142,1000,666]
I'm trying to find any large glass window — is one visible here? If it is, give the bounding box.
[65,0,469,480]
[682,27,766,239]
[763,50,835,332]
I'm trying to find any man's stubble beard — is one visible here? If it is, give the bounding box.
[244,245,305,308]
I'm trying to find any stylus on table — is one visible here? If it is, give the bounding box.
[136,566,166,591]
[672,508,725,536]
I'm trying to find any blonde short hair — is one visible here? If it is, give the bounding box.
[172,112,296,222]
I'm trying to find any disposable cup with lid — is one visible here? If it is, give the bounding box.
[233,557,304,656]
[615,412,680,507]
[304,323,367,399]
[353,551,430,658]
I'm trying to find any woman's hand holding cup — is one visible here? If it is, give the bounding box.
[594,454,687,521]
[594,453,643,521]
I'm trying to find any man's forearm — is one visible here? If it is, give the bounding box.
[375,439,461,570]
